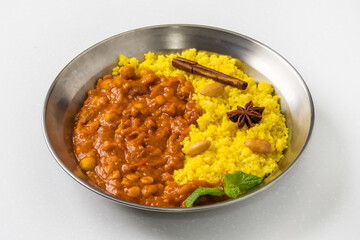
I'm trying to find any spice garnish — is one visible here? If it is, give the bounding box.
[184,187,225,207]
[244,139,271,153]
[199,82,224,97]
[227,101,264,128]
[222,171,263,199]
[186,139,211,156]
[184,171,263,207]
[172,57,248,90]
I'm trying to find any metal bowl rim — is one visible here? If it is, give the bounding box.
[42,24,315,213]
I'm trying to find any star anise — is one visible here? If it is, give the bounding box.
[227,101,265,128]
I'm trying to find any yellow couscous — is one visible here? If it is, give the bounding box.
[112,49,288,185]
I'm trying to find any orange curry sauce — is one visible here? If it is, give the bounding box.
[73,66,222,207]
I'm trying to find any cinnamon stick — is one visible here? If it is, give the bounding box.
[172,57,248,90]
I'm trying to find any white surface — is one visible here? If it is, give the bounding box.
[1,0,360,239]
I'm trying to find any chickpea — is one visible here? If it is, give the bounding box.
[163,185,171,193]
[133,103,143,109]
[79,157,96,171]
[123,82,130,91]
[97,96,108,106]
[107,179,121,189]
[113,77,122,86]
[108,156,118,163]
[140,176,154,185]
[103,74,112,80]
[141,184,158,197]
[140,108,150,116]
[168,77,180,86]
[87,149,97,158]
[137,132,146,139]
[150,148,162,156]
[141,73,157,86]
[105,164,115,173]
[128,130,139,138]
[193,104,202,116]
[155,95,166,106]
[179,184,194,196]
[124,119,131,128]
[110,170,121,179]
[155,127,171,139]
[121,178,132,186]
[128,86,147,97]
[130,107,140,117]
[122,109,131,117]
[78,140,92,151]
[126,174,140,181]
[164,103,176,117]
[128,187,141,198]
[104,112,118,123]
[156,183,164,193]
[131,118,141,128]
[100,80,111,90]
[82,120,99,134]
[144,118,156,130]
[116,119,131,133]
[161,172,173,182]
[102,141,113,151]
[121,65,136,80]
[178,86,191,100]
[119,128,132,136]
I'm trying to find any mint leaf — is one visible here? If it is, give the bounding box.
[184,187,225,207]
[223,171,263,198]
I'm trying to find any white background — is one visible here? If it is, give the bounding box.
[1,0,360,239]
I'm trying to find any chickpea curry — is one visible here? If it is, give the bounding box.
[73,50,289,208]
[73,66,224,207]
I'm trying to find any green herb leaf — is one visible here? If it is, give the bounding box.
[184,187,225,207]
[223,171,263,198]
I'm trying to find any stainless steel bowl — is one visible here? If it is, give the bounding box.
[43,24,314,212]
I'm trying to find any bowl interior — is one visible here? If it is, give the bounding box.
[43,25,314,212]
